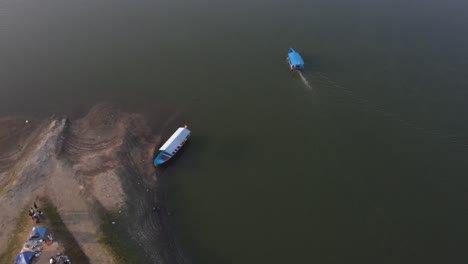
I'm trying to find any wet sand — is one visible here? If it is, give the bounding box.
[0,104,188,264]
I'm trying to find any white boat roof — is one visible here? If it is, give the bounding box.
[159,127,191,153]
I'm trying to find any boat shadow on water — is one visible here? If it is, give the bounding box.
[299,54,321,73]
[286,54,320,79]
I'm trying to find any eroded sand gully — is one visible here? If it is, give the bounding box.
[0,104,188,264]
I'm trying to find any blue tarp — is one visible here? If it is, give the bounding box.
[15,251,35,264]
[29,227,46,240]
[288,48,304,69]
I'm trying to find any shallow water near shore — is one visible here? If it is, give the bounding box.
[1,0,468,263]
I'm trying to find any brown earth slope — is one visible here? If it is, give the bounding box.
[0,104,189,264]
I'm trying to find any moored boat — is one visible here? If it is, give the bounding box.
[287,48,305,71]
[154,125,191,166]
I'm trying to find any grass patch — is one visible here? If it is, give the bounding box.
[0,166,21,197]
[0,179,17,198]
[0,204,32,264]
[98,211,145,264]
[40,198,90,263]
[0,148,34,198]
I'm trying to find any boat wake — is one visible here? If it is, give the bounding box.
[311,71,468,150]
[298,71,312,90]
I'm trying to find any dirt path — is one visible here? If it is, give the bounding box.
[0,104,189,264]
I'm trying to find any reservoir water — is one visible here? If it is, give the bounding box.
[1,0,468,263]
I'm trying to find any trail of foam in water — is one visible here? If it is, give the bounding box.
[298,71,312,90]
[311,71,468,150]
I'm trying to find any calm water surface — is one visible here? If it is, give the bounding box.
[1,0,468,263]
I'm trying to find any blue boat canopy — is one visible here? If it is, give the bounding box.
[287,48,304,70]
[159,127,191,154]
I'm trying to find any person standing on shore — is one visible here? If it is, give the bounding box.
[28,208,34,217]
[33,212,39,223]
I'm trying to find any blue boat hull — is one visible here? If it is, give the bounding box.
[154,132,190,166]
[154,151,172,165]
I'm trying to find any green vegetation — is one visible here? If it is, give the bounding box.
[41,198,90,263]
[0,205,30,264]
[0,198,89,264]
[0,166,22,197]
[0,179,15,197]
[0,130,39,198]
[0,139,39,198]
[0,197,144,264]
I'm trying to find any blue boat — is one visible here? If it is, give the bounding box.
[287,48,305,71]
[154,125,191,166]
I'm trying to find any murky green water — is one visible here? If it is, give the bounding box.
[1,0,468,263]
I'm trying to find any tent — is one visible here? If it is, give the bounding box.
[28,227,46,240]
[15,250,35,264]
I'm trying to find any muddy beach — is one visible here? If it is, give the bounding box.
[0,103,188,264]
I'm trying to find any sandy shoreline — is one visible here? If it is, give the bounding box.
[0,103,189,263]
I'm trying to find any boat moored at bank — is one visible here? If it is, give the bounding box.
[154,125,191,166]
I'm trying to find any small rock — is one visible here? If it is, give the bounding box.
[25,120,29,124]
[112,221,116,224]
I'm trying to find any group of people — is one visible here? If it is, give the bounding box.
[49,253,72,264]
[28,202,43,223]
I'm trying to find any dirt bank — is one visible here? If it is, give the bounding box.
[0,104,189,264]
